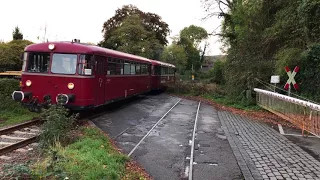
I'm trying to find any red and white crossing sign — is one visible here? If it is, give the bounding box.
[284,66,299,90]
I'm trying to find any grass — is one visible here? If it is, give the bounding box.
[201,94,263,111]
[0,98,38,128]
[31,126,144,180]
[0,78,38,128]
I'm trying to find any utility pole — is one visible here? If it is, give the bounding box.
[43,24,47,43]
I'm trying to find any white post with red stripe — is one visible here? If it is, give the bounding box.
[284,66,299,96]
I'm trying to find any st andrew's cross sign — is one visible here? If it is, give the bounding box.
[284,66,299,91]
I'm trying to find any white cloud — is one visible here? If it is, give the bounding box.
[0,0,223,55]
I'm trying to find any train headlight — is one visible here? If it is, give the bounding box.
[68,83,74,90]
[48,44,55,50]
[26,80,32,87]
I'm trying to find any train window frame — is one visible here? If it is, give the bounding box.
[21,52,28,72]
[95,55,106,75]
[115,58,123,75]
[135,63,141,75]
[123,60,131,75]
[78,54,94,76]
[26,52,51,73]
[107,57,116,75]
[140,64,145,75]
[148,64,151,75]
[130,62,136,75]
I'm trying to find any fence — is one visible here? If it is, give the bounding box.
[254,88,320,138]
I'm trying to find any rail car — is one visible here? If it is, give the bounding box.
[11,40,176,112]
[150,60,175,91]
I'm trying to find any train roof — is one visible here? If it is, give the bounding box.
[150,60,176,68]
[25,41,152,64]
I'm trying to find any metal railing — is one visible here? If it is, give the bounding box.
[254,88,320,138]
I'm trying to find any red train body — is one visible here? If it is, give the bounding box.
[11,41,176,111]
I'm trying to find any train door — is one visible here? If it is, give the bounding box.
[94,55,105,105]
[105,57,118,101]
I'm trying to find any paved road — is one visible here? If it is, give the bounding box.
[91,94,320,180]
[193,102,242,180]
[92,94,242,180]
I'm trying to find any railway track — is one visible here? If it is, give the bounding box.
[0,96,144,158]
[126,99,202,180]
[0,119,42,156]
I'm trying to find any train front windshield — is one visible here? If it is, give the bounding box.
[51,54,77,75]
[24,52,78,75]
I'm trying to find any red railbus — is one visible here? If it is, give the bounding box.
[11,40,168,111]
[150,60,176,91]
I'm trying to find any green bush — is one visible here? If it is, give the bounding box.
[298,44,320,101]
[31,127,129,180]
[0,78,19,97]
[0,78,21,111]
[39,105,78,149]
[209,60,226,84]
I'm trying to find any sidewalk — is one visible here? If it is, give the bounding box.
[219,111,320,180]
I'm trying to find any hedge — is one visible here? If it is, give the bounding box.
[0,78,20,98]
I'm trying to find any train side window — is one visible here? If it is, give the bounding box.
[21,52,28,72]
[130,62,136,75]
[149,65,152,75]
[78,54,94,75]
[124,61,131,75]
[135,64,141,75]
[115,59,123,75]
[155,65,161,75]
[141,64,146,74]
[107,57,116,75]
[94,55,105,75]
[27,52,50,73]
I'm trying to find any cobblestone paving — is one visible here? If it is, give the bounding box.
[218,111,320,180]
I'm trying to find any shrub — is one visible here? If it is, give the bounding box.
[209,60,226,84]
[0,78,19,97]
[39,105,78,149]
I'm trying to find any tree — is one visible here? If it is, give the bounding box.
[202,0,320,104]
[160,44,187,72]
[99,4,170,51]
[177,36,201,71]
[12,26,23,40]
[106,15,162,59]
[180,25,208,48]
[0,40,33,71]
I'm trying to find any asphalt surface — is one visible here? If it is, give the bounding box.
[91,93,243,180]
[277,124,320,162]
[193,103,242,180]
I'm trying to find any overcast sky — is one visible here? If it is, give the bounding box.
[0,0,223,55]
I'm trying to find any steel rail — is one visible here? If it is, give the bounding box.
[128,98,182,157]
[0,119,41,135]
[188,101,201,180]
[0,135,39,155]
